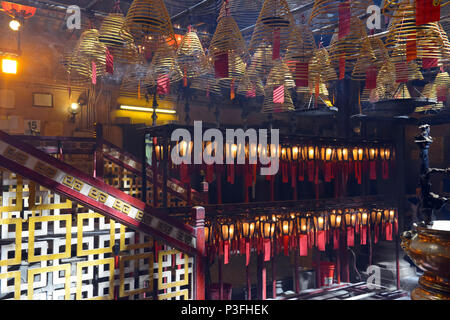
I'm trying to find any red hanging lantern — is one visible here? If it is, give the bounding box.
[238,217,256,266]
[344,209,357,247]
[296,214,311,256]
[278,214,294,256]
[359,209,369,245]
[219,218,235,264]
[313,212,327,251]
[259,215,276,261]
[329,209,342,250]
[383,209,395,241]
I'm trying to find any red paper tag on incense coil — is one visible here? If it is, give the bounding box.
[299,234,308,256]
[339,57,346,80]
[347,227,355,247]
[295,62,309,87]
[360,226,368,245]
[385,222,393,241]
[416,0,441,26]
[246,86,256,98]
[273,85,285,104]
[333,229,340,250]
[273,28,281,60]
[157,74,170,95]
[91,61,97,84]
[365,66,377,89]
[106,48,114,74]
[263,239,271,262]
[214,52,229,78]
[406,35,417,61]
[338,1,350,39]
[369,160,377,180]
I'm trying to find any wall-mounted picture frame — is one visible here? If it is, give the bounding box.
[32,92,53,108]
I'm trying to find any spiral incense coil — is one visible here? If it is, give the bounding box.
[309,48,337,83]
[375,59,397,99]
[217,0,265,29]
[146,41,183,86]
[248,0,296,59]
[351,37,377,81]
[119,61,151,98]
[236,73,266,97]
[208,14,249,81]
[261,85,295,113]
[416,82,444,112]
[394,82,411,99]
[265,59,295,89]
[176,30,209,79]
[190,69,223,95]
[329,16,368,72]
[246,44,275,81]
[285,24,317,85]
[122,0,177,48]
[309,0,372,35]
[98,13,139,63]
[382,0,416,18]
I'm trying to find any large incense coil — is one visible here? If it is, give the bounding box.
[351,37,377,81]
[217,0,264,30]
[119,61,152,98]
[393,82,411,99]
[329,16,368,72]
[236,73,266,97]
[176,30,209,79]
[146,41,183,86]
[265,59,295,89]
[309,48,338,82]
[248,0,296,59]
[381,0,416,18]
[190,70,222,95]
[375,59,397,99]
[416,82,444,113]
[246,44,275,81]
[309,0,372,35]
[98,13,139,63]
[285,24,317,84]
[262,85,295,113]
[208,14,249,81]
[385,2,450,65]
[62,29,107,83]
[122,0,177,49]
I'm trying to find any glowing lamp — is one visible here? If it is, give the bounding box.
[384,209,395,223]
[380,147,391,161]
[371,210,382,224]
[281,147,287,160]
[344,210,357,227]
[369,147,378,161]
[307,146,315,160]
[205,221,213,244]
[2,58,17,74]
[9,19,20,31]
[292,146,299,161]
[219,219,235,241]
[279,215,294,236]
[360,210,369,226]
[296,215,311,234]
[239,219,256,239]
[313,213,327,231]
[329,210,342,229]
[260,217,276,239]
[337,147,349,161]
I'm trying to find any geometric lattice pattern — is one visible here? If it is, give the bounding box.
[0,168,194,300]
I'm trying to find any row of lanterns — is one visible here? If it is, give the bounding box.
[203,208,397,265]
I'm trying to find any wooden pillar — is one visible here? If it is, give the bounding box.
[94,123,104,180]
[192,206,206,300]
[294,249,300,293]
[336,233,341,284]
[272,256,276,298]
[218,256,223,300]
[315,249,321,288]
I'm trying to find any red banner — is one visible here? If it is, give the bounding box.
[333,229,340,250]
[299,234,308,256]
[338,1,351,39]
[264,239,271,262]
[273,28,281,60]
[214,53,229,78]
[295,62,309,87]
[317,230,326,252]
[416,0,441,26]
[347,227,354,247]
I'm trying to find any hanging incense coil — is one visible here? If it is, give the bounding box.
[329,16,368,73]
[246,44,275,81]
[236,73,266,97]
[98,12,139,63]
[385,1,450,66]
[122,0,177,49]
[416,82,445,113]
[285,23,317,86]
[146,40,183,86]
[119,60,151,98]
[218,0,265,30]
[190,58,222,95]
[351,37,377,81]
[309,0,372,35]
[248,0,296,61]
[209,11,249,95]
[265,59,295,89]
[309,47,338,82]
[62,29,107,83]
[374,59,397,100]
[176,29,209,80]
[262,85,295,113]
[393,82,411,99]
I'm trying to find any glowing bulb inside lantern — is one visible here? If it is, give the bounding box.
[9,20,20,31]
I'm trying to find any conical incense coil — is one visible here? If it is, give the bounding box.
[246,44,275,81]
[416,82,444,113]
[262,85,295,113]
[285,24,317,85]
[393,82,411,99]
[309,48,337,82]
[208,14,249,81]
[122,0,177,48]
[146,41,183,86]
[382,0,416,18]
[351,37,377,81]
[329,16,368,72]
[119,61,151,98]
[98,13,139,63]
[265,59,295,89]
[190,67,222,95]
[248,0,296,60]
[236,73,266,97]
[217,0,265,30]
[309,0,372,35]
[375,59,397,99]
[176,30,209,79]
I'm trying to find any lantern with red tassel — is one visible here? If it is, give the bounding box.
[278,214,294,256]
[352,147,364,184]
[359,209,369,245]
[296,214,311,256]
[238,217,256,266]
[259,215,277,261]
[329,209,342,250]
[383,209,395,241]
[344,209,357,247]
[379,146,392,180]
[368,147,378,180]
[219,218,235,264]
[313,212,327,251]
[371,210,383,244]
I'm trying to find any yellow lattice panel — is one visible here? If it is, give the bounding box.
[0,271,21,300]
[27,264,71,300]
[76,258,115,300]
[157,250,190,291]
[28,215,72,262]
[119,252,154,298]
[77,212,115,257]
[0,218,22,266]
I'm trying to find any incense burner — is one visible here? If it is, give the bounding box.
[401,221,450,300]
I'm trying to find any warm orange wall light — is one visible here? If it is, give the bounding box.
[2,58,18,74]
